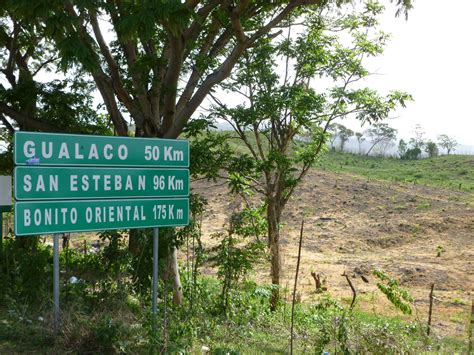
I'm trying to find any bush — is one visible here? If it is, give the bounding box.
[0,236,52,304]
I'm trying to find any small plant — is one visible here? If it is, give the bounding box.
[210,206,266,314]
[417,202,431,209]
[436,245,445,257]
[372,269,413,315]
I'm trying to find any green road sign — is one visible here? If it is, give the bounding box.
[15,167,189,200]
[15,198,189,236]
[14,131,189,167]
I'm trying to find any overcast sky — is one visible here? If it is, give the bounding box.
[3,1,472,152]
[342,0,474,147]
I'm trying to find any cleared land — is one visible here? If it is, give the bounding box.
[193,154,474,339]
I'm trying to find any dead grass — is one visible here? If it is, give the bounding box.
[192,168,474,339]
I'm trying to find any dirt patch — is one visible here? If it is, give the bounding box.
[191,168,474,338]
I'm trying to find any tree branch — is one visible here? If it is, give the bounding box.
[169,0,325,138]
[88,8,136,114]
[0,113,15,135]
[0,102,60,132]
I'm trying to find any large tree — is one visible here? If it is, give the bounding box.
[208,1,411,309]
[6,0,339,303]
[3,0,413,304]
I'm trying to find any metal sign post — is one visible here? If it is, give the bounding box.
[152,227,159,333]
[53,233,60,333]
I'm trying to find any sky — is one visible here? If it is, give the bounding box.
[341,0,474,149]
[2,1,473,153]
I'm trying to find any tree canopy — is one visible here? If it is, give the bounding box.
[1,0,413,140]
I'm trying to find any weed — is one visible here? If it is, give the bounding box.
[417,202,431,209]
[436,245,445,257]
[372,269,413,315]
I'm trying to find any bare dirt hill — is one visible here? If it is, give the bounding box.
[192,168,474,338]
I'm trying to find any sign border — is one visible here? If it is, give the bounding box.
[14,131,190,168]
[14,166,189,201]
[14,197,189,236]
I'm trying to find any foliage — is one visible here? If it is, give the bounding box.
[355,131,366,153]
[438,134,457,155]
[316,150,474,192]
[409,124,426,150]
[402,147,422,160]
[1,271,464,353]
[337,124,354,151]
[208,1,411,309]
[0,236,52,303]
[365,122,398,156]
[398,138,407,158]
[372,269,413,315]
[210,206,267,313]
[425,140,439,158]
[3,0,390,139]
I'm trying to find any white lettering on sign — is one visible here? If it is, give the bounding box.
[86,208,93,223]
[75,143,84,159]
[23,175,32,192]
[89,144,99,159]
[125,176,133,190]
[24,141,35,158]
[71,208,78,224]
[144,146,160,161]
[82,175,89,190]
[118,145,128,160]
[24,174,60,193]
[36,176,45,192]
[82,205,146,224]
[58,143,70,159]
[17,171,187,198]
[71,175,78,192]
[24,209,31,226]
[104,144,113,160]
[23,207,80,226]
[104,175,111,191]
[115,175,122,190]
[138,176,145,190]
[20,205,150,226]
[43,142,53,158]
[164,146,184,161]
[20,140,135,162]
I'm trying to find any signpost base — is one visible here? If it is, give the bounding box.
[53,233,60,334]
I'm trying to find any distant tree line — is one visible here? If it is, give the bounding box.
[328,122,458,159]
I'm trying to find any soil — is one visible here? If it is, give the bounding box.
[191,168,474,338]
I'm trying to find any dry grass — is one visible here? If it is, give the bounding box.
[192,167,474,338]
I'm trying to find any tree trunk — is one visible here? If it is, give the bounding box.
[268,198,281,311]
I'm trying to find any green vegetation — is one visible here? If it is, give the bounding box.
[0,236,466,353]
[317,151,474,192]
[1,1,471,352]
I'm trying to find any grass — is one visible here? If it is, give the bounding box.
[1,274,470,354]
[316,150,474,192]
[210,130,474,193]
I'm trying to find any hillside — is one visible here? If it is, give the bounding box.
[317,151,474,192]
[192,153,474,339]
[217,130,474,193]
